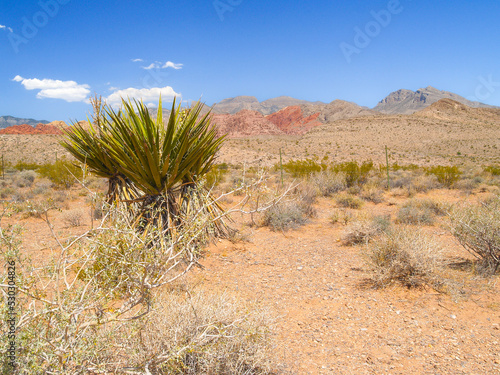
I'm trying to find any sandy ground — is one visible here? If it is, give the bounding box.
[187,191,500,374]
[2,183,500,374]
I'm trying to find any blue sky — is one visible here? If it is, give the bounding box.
[1,0,499,121]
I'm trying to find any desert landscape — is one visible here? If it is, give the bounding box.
[0,86,499,374]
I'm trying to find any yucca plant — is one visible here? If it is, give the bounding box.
[177,103,230,238]
[100,97,229,239]
[60,96,137,203]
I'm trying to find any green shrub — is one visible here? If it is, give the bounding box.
[37,159,83,188]
[425,165,462,187]
[279,158,327,178]
[204,163,230,188]
[13,161,40,171]
[483,165,500,176]
[391,163,420,172]
[332,160,373,187]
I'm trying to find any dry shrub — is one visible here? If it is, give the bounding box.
[32,179,53,195]
[360,183,384,203]
[341,215,390,245]
[335,193,363,209]
[449,195,500,275]
[330,208,355,225]
[96,289,277,374]
[454,178,479,195]
[62,209,84,227]
[412,174,440,192]
[262,200,309,231]
[310,170,346,197]
[15,170,37,188]
[395,198,447,225]
[364,227,445,288]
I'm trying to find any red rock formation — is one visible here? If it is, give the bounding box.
[0,124,37,134]
[212,109,284,138]
[0,122,66,135]
[266,106,322,134]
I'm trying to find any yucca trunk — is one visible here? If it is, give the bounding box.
[137,192,180,235]
[179,181,231,240]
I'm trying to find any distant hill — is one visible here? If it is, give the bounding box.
[212,96,324,115]
[0,115,49,129]
[414,98,500,123]
[374,86,496,114]
[301,100,378,123]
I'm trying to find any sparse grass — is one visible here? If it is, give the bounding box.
[364,226,446,289]
[360,183,384,203]
[62,209,85,227]
[329,208,354,226]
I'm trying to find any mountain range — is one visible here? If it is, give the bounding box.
[2,86,498,136]
[0,115,49,129]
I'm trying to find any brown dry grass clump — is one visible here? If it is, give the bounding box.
[449,194,500,275]
[364,226,446,289]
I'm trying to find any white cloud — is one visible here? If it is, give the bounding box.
[142,63,159,70]
[140,61,183,70]
[106,86,181,107]
[0,24,13,32]
[132,58,143,62]
[12,75,90,102]
[163,61,183,70]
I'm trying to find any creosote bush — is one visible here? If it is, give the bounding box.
[37,158,84,188]
[425,165,462,187]
[364,227,445,288]
[449,195,500,274]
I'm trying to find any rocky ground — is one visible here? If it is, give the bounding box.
[189,191,500,374]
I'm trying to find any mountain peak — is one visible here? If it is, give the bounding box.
[374,86,495,114]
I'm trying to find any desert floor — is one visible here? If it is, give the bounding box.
[5,179,499,374]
